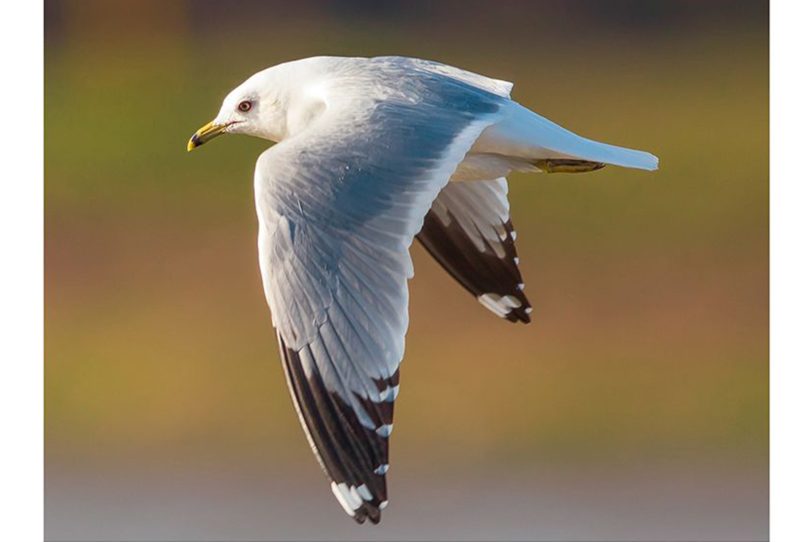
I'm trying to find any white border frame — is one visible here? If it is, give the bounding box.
[0,1,44,541]
[771,1,812,541]
[1,1,806,540]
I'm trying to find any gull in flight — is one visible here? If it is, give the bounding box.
[188,56,658,524]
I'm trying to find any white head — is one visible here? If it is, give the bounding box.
[187,60,328,151]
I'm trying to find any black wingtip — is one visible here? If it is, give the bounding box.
[364,505,382,525]
[349,506,382,525]
[277,332,392,527]
[417,209,533,324]
[506,304,532,324]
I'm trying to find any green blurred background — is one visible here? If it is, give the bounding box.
[45,1,767,540]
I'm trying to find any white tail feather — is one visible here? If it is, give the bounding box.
[475,102,659,171]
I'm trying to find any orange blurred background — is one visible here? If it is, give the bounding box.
[45,1,767,539]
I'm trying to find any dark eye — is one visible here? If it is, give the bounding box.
[238,100,252,112]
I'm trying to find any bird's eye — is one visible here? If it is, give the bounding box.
[238,100,252,112]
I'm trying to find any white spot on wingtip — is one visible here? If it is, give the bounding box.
[478,293,509,317]
[331,482,361,516]
[380,500,389,510]
[511,230,518,241]
[517,283,525,291]
[513,257,520,265]
[376,424,393,437]
[379,384,399,402]
[357,484,373,501]
[349,486,364,507]
[478,293,521,316]
[374,463,389,475]
[504,295,521,308]
[525,307,533,314]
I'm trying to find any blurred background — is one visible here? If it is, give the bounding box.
[44,1,768,540]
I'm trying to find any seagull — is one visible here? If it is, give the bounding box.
[188,56,657,524]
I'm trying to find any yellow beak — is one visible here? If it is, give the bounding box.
[187,120,228,151]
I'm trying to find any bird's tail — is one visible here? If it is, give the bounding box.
[474,102,659,172]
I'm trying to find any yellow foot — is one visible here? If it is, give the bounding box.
[535,159,606,173]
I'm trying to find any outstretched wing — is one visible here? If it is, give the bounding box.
[254,64,505,523]
[417,179,532,323]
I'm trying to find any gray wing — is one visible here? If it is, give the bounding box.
[254,71,504,523]
[417,179,532,323]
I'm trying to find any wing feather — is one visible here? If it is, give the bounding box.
[417,179,532,323]
[255,62,505,522]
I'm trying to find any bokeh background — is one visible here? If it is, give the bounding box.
[44,1,768,540]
